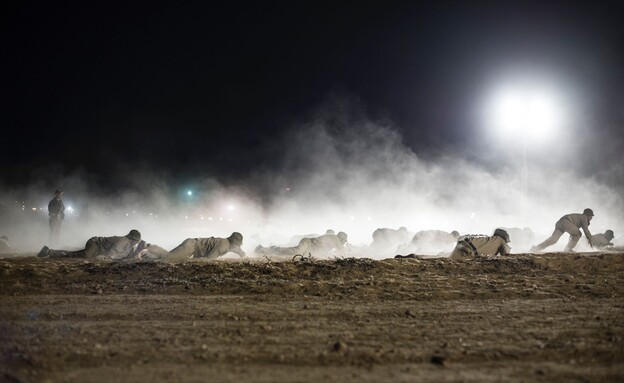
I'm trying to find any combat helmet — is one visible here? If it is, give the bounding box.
[605,230,614,241]
[126,229,141,241]
[583,208,594,217]
[229,232,243,245]
[493,228,510,243]
[337,232,348,242]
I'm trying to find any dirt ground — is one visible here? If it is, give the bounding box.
[1,252,623,382]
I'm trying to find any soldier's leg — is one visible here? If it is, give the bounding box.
[55,220,62,243]
[449,247,466,260]
[141,244,169,260]
[49,218,56,243]
[563,227,582,251]
[63,250,86,258]
[533,227,565,251]
[83,238,99,259]
[166,239,196,261]
[46,248,85,258]
[269,246,298,256]
[275,238,312,256]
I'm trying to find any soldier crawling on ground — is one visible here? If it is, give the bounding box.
[255,231,350,258]
[496,227,535,252]
[287,230,335,246]
[141,232,246,262]
[450,228,511,259]
[591,230,615,250]
[37,229,142,260]
[368,227,412,255]
[396,229,460,255]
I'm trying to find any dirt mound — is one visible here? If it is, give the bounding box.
[1,252,623,382]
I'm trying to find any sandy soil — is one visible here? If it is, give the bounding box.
[1,252,623,382]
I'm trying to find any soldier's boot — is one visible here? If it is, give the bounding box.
[37,246,50,258]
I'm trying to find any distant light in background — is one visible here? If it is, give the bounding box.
[187,190,193,196]
[485,83,565,142]
[481,76,569,216]
[481,75,568,144]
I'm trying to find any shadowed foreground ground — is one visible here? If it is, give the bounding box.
[1,252,623,382]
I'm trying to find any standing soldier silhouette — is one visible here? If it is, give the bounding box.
[48,189,65,244]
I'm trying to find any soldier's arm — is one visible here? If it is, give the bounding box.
[110,240,134,259]
[230,246,246,258]
[201,240,225,259]
[127,241,146,259]
[498,242,511,256]
[580,219,593,247]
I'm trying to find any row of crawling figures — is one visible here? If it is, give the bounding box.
[31,208,620,262]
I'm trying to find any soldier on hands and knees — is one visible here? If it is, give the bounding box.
[531,209,594,252]
[450,229,511,259]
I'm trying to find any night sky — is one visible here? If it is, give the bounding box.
[2,1,623,190]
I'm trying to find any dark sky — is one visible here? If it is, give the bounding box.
[2,1,623,189]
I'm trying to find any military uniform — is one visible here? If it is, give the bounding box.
[79,236,138,259]
[166,234,245,261]
[450,235,510,259]
[400,230,459,254]
[591,231,614,249]
[48,195,65,244]
[259,233,348,257]
[137,243,170,260]
[39,230,141,260]
[369,227,412,255]
[533,213,593,252]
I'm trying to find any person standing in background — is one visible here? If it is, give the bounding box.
[48,189,65,244]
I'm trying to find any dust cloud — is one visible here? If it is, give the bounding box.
[1,96,622,256]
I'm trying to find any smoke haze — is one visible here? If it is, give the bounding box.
[1,95,622,256]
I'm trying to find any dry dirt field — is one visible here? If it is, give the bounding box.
[1,252,623,382]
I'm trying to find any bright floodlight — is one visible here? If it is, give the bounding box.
[187,190,193,196]
[485,83,565,142]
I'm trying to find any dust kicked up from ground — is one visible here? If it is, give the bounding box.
[1,251,623,382]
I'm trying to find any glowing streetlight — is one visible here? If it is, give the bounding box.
[484,81,566,210]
